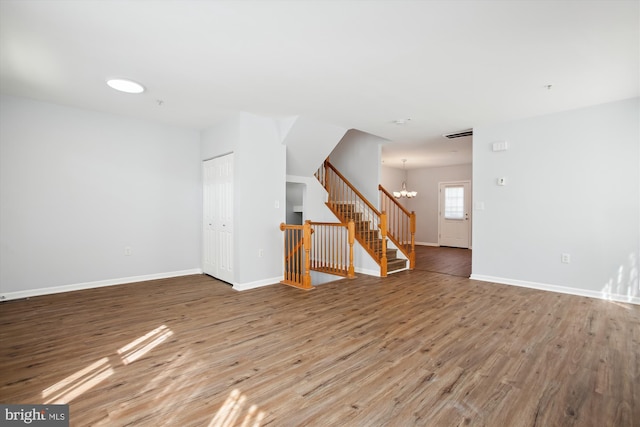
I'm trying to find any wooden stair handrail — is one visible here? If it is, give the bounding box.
[379,185,412,216]
[323,160,381,216]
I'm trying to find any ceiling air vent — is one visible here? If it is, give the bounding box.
[443,129,473,139]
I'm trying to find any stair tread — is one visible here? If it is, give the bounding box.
[387,258,407,272]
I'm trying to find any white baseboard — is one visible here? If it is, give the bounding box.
[0,268,203,302]
[416,242,473,249]
[355,267,381,277]
[387,267,409,274]
[470,274,640,305]
[233,276,281,291]
[416,242,439,247]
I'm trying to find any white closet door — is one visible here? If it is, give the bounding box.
[203,153,234,283]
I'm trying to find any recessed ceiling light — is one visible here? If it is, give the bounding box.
[106,78,145,94]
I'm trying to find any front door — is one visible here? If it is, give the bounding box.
[439,181,471,248]
[203,153,234,283]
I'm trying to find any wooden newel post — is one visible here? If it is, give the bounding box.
[409,211,416,270]
[380,212,388,277]
[302,220,313,289]
[279,223,286,284]
[347,219,355,278]
[323,159,329,190]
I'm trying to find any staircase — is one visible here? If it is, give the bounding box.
[333,203,407,274]
[316,159,415,276]
[280,158,415,288]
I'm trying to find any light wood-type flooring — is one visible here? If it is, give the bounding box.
[1,252,638,426]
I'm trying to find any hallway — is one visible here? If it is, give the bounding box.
[413,245,472,277]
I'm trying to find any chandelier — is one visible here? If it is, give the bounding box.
[393,159,417,198]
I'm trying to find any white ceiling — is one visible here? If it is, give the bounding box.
[1,0,638,169]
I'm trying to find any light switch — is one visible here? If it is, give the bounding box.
[492,141,508,152]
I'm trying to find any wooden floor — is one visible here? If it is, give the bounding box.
[414,245,472,277]
[1,269,639,426]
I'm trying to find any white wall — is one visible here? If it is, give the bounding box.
[406,164,472,245]
[283,116,347,176]
[380,165,406,192]
[236,113,287,286]
[201,112,286,289]
[329,129,385,203]
[0,96,202,299]
[472,97,639,304]
[201,114,238,159]
[380,164,408,210]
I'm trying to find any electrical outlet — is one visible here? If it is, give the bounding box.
[124,246,132,256]
[561,253,570,264]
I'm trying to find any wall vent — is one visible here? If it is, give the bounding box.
[443,129,473,139]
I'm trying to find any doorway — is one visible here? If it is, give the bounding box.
[286,182,305,225]
[438,180,471,248]
[203,153,234,283]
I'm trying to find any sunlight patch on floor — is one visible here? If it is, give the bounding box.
[601,252,640,305]
[40,324,176,407]
[42,357,114,404]
[117,324,174,365]
[139,348,195,397]
[208,389,265,427]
